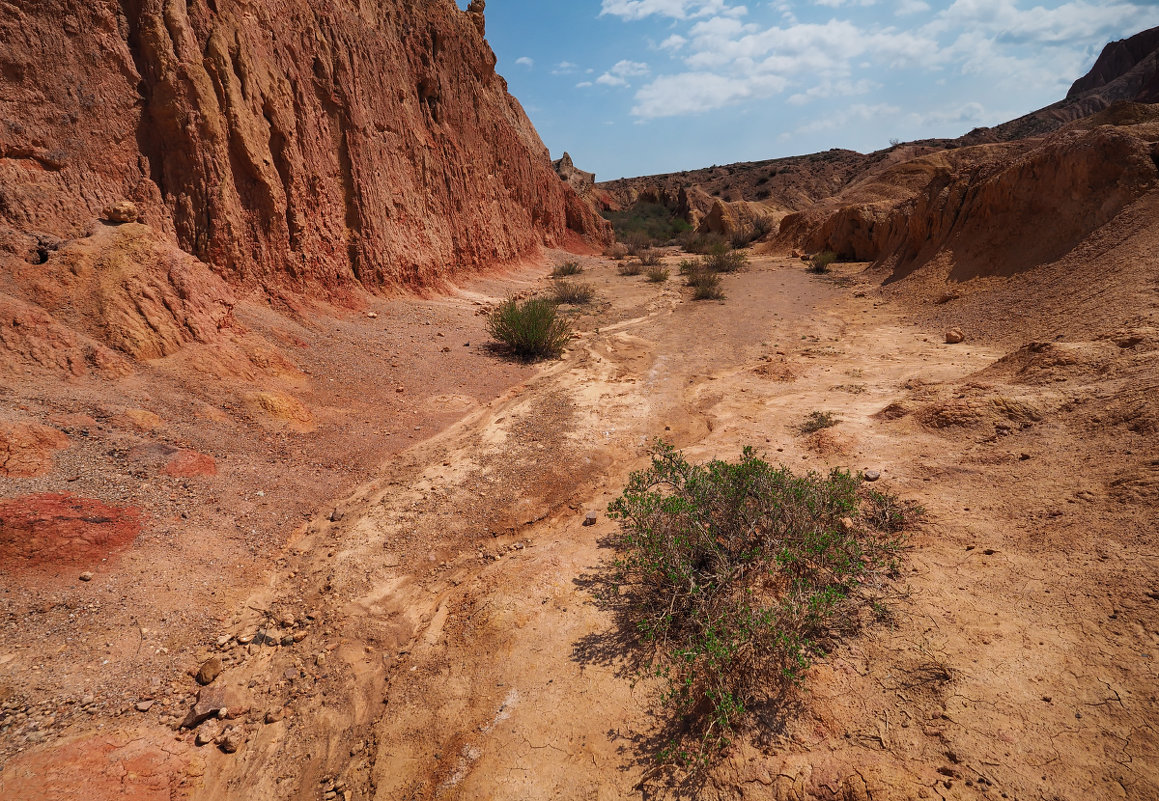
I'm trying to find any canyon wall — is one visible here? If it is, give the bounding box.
[0,0,609,297]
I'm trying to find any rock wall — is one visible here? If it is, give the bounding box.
[0,0,609,296]
[779,114,1159,281]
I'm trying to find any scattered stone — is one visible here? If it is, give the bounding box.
[583,511,598,527]
[79,571,94,582]
[280,634,295,647]
[330,507,345,523]
[945,328,965,344]
[219,729,243,753]
[265,708,284,724]
[135,700,155,712]
[293,631,308,643]
[195,657,223,686]
[366,312,378,319]
[102,200,139,224]
[864,470,881,482]
[278,612,296,627]
[216,635,233,648]
[195,721,220,746]
[181,686,250,728]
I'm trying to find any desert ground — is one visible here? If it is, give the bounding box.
[1,240,1155,800]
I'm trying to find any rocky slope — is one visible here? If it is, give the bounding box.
[598,26,1159,241]
[0,0,608,298]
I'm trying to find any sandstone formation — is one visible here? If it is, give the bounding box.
[552,152,596,198]
[0,0,608,303]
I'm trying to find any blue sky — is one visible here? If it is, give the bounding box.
[458,1,1159,180]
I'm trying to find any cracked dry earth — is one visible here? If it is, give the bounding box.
[2,251,1157,801]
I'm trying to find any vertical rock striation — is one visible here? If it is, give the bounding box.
[0,0,609,295]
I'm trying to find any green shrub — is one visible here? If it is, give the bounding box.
[551,261,583,277]
[686,270,723,300]
[682,231,727,255]
[645,266,670,283]
[608,443,908,767]
[807,251,837,274]
[487,297,572,359]
[553,280,596,305]
[602,201,692,245]
[677,259,699,275]
[704,246,748,274]
[798,410,840,434]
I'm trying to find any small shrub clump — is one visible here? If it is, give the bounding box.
[686,269,724,300]
[703,246,748,274]
[606,243,629,261]
[798,410,840,434]
[609,443,910,767]
[618,261,644,277]
[551,261,583,277]
[645,266,670,283]
[553,280,596,305]
[639,248,664,267]
[681,231,727,255]
[487,297,572,359]
[807,251,837,274]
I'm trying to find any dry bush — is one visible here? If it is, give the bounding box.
[553,280,596,305]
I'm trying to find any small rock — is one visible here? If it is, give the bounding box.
[195,721,220,746]
[278,612,296,628]
[293,631,307,643]
[840,517,855,531]
[863,470,881,482]
[219,729,242,753]
[582,512,598,527]
[329,508,345,523]
[195,657,223,686]
[366,311,378,319]
[102,200,139,224]
[264,708,284,724]
[945,328,965,344]
[135,700,155,712]
[216,635,233,648]
[280,634,295,647]
[79,571,94,582]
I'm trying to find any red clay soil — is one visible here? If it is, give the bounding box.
[0,493,142,573]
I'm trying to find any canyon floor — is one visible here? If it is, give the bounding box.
[1,248,1157,801]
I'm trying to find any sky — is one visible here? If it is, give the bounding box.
[455,1,1159,181]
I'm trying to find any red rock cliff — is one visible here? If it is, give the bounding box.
[0,0,609,294]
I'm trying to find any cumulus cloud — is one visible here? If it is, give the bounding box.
[600,0,747,20]
[515,56,534,68]
[632,71,788,117]
[597,60,652,87]
[553,61,579,74]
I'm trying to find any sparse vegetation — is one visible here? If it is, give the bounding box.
[602,201,692,246]
[703,246,748,274]
[608,443,909,768]
[645,266,670,283]
[551,261,583,277]
[807,251,837,274]
[618,261,644,277]
[553,280,596,305]
[798,410,840,434]
[639,249,664,267]
[606,243,629,261]
[681,231,727,255]
[728,217,773,249]
[686,269,724,300]
[487,297,572,359]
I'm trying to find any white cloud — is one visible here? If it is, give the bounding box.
[906,101,992,128]
[659,34,688,50]
[576,81,594,88]
[515,56,534,68]
[596,59,652,87]
[790,102,901,135]
[895,0,930,14]
[632,71,788,117]
[787,78,879,104]
[600,0,745,20]
[553,61,579,74]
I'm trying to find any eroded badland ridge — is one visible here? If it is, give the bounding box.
[1,6,1157,801]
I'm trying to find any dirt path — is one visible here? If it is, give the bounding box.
[3,251,1156,800]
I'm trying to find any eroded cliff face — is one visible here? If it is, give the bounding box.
[0,0,608,295]
[778,109,1159,281]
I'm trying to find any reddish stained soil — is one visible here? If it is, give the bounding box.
[161,450,217,478]
[0,730,200,801]
[0,493,142,572]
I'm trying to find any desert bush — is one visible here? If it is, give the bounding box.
[625,231,651,256]
[639,249,664,267]
[553,280,596,305]
[798,410,840,434]
[645,266,670,283]
[602,201,692,244]
[682,231,727,255]
[677,259,699,275]
[704,246,748,274]
[487,297,572,359]
[807,251,837,274]
[606,243,629,261]
[608,443,908,767]
[751,215,774,238]
[618,261,644,277]
[551,261,583,277]
[686,269,723,300]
